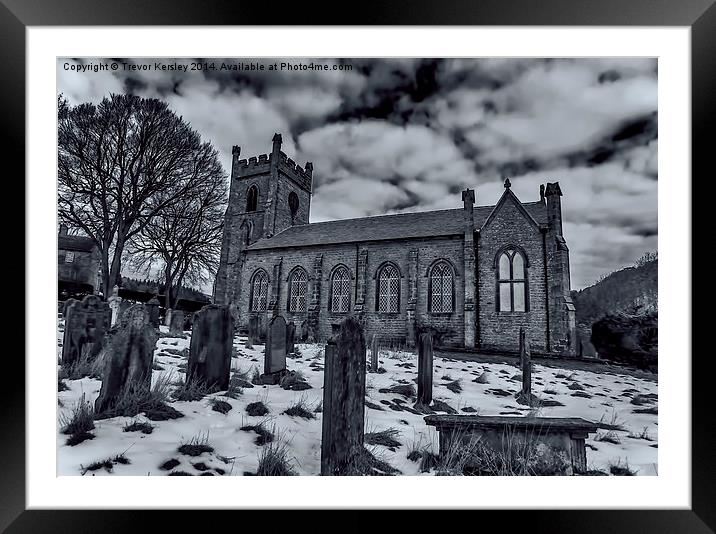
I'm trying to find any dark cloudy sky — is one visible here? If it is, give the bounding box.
[58,58,657,290]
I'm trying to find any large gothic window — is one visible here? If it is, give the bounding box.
[497,248,527,312]
[246,185,259,212]
[288,268,308,312]
[330,266,351,313]
[429,261,454,313]
[377,264,400,313]
[250,269,269,311]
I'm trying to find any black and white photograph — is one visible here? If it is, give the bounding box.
[55,57,659,477]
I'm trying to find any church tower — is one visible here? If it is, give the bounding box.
[213,133,313,306]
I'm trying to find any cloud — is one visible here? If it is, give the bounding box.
[489,164,658,289]
[57,57,658,290]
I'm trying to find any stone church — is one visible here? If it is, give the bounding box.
[214,134,577,356]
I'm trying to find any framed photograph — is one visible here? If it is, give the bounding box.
[8,0,710,530]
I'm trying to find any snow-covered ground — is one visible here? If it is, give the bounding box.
[57,323,658,476]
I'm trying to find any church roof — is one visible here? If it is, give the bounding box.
[58,234,97,253]
[247,201,548,251]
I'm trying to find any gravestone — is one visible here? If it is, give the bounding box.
[369,334,379,373]
[62,298,79,318]
[146,295,160,328]
[321,316,367,476]
[61,295,110,367]
[259,315,287,384]
[107,285,122,327]
[414,331,434,411]
[188,304,233,390]
[166,308,177,327]
[286,320,296,354]
[183,312,194,331]
[94,304,157,414]
[516,327,537,406]
[246,315,259,349]
[169,310,185,335]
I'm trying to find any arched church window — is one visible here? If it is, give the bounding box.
[429,261,454,313]
[246,185,259,212]
[377,263,400,313]
[288,268,308,312]
[496,248,528,312]
[288,192,299,218]
[250,269,269,311]
[330,266,351,313]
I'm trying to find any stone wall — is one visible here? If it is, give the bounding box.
[236,235,466,347]
[58,248,100,290]
[477,195,549,353]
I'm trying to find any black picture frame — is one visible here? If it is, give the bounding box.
[4,0,709,531]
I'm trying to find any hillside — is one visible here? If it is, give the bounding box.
[573,260,658,325]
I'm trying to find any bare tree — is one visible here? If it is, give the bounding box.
[127,143,227,308]
[58,93,212,295]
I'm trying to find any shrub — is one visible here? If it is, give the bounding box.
[178,433,214,456]
[343,447,400,476]
[159,458,181,471]
[595,431,621,445]
[591,311,658,370]
[172,377,213,402]
[378,384,416,397]
[246,401,269,417]
[609,460,637,476]
[279,370,312,391]
[240,421,275,445]
[61,345,107,380]
[627,426,653,441]
[80,453,130,475]
[209,398,232,414]
[596,410,626,431]
[283,395,316,420]
[123,420,154,434]
[60,393,95,445]
[256,440,297,476]
[444,379,462,394]
[364,428,401,449]
[95,373,183,421]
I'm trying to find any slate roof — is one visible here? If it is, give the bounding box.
[247,201,548,251]
[58,235,97,253]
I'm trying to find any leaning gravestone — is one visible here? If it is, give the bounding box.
[321,316,367,476]
[414,331,434,411]
[187,304,233,390]
[516,327,536,406]
[169,310,185,335]
[259,315,287,384]
[94,304,157,414]
[61,295,110,367]
[146,295,160,328]
[286,320,296,354]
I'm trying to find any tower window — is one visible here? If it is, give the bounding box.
[288,191,299,218]
[496,248,528,312]
[65,251,75,263]
[246,185,259,212]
